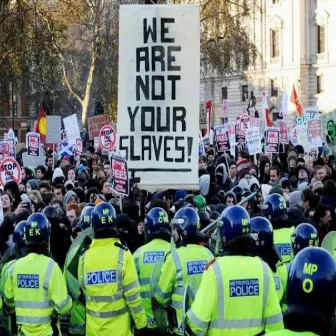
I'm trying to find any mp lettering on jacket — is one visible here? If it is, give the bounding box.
[86,270,117,285]
[17,274,40,289]
[143,251,165,264]
[229,279,259,297]
[187,260,208,275]
[275,243,291,256]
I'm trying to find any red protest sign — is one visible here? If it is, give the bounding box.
[307,119,322,148]
[0,141,10,161]
[111,154,129,196]
[0,157,21,186]
[215,126,229,152]
[75,139,83,159]
[235,124,245,144]
[277,121,289,144]
[26,132,40,157]
[99,125,116,151]
[238,114,251,136]
[266,128,280,153]
[87,114,110,140]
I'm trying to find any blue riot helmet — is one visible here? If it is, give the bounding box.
[286,247,336,335]
[42,206,58,221]
[13,220,27,257]
[144,207,171,242]
[173,207,200,244]
[91,202,117,236]
[250,217,281,270]
[25,213,50,247]
[291,223,319,256]
[80,205,94,230]
[262,193,287,221]
[218,205,251,246]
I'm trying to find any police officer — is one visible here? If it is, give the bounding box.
[78,202,146,335]
[278,223,319,307]
[187,205,283,335]
[133,207,171,335]
[78,205,94,231]
[0,220,27,334]
[268,247,336,336]
[250,216,284,302]
[4,213,72,336]
[263,193,294,263]
[154,207,213,335]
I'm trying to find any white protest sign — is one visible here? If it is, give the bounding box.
[304,106,320,120]
[46,116,62,144]
[117,5,200,191]
[247,126,262,155]
[0,157,21,186]
[296,124,310,152]
[63,114,80,145]
[99,125,116,151]
[227,122,236,157]
[22,152,46,168]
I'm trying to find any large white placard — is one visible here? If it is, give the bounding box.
[117,5,200,191]
[46,116,62,144]
[63,114,80,145]
[247,127,262,155]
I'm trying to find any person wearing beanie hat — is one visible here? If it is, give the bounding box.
[63,190,78,208]
[312,181,323,195]
[236,158,251,176]
[52,167,65,185]
[287,190,306,227]
[25,179,40,193]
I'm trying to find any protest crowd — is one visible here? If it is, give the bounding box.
[1,3,336,336]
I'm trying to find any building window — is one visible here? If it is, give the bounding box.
[221,87,228,100]
[220,117,228,124]
[317,25,325,54]
[241,85,248,102]
[270,79,278,97]
[271,29,280,58]
[317,75,323,94]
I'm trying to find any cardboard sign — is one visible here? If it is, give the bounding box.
[87,114,110,140]
[199,102,207,130]
[75,139,83,159]
[277,120,289,144]
[117,5,200,191]
[63,114,80,145]
[0,141,10,161]
[223,99,229,119]
[110,153,129,196]
[99,125,116,151]
[235,124,245,144]
[238,114,251,136]
[215,125,229,152]
[307,119,322,148]
[247,126,262,155]
[266,128,280,153]
[26,132,40,157]
[0,157,21,186]
[22,152,45,168]
[46,116,62,144]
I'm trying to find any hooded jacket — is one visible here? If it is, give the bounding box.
[52,167,65,183]
[287,191,306,227]
[215,163,231,193]
[63,190,78,208]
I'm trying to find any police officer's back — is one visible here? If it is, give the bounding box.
[268,247,336,336]
[133,207,171,334]
[251,217,284,302]
[4,213,72,336]
[187,206,283,335]
[263,193,294,263]
[78,202,146,336]
[154,207,213,335]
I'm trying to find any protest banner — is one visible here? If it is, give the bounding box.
[265,128,280,153]
[247,126,262,155]
[99,125,116,151]
[0,142,10,161]
[110,153,129,196]
[87,114,110,140]
[304,106,320,120]
[227,122,236,157]
[215,125,229,152]
[117,4,200,191]
[322,111,336,155]
[251,118,263,137]
[223,99,228,119]
[235,124,245,144]
[22,152,45,168]
[291,124,309,152]
[94,137,100,151]
[0,157,21,186]
[277,120,289,144]
[199,102,207,130]
[63,114,80,145]
[26,132,40,157]
[307,119,322,148]
[7,128,15,157]
[75,139,83,159]
[238,113,251,136]
[46,116,62,144]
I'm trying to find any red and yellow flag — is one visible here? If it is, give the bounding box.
[36,106,47,143]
